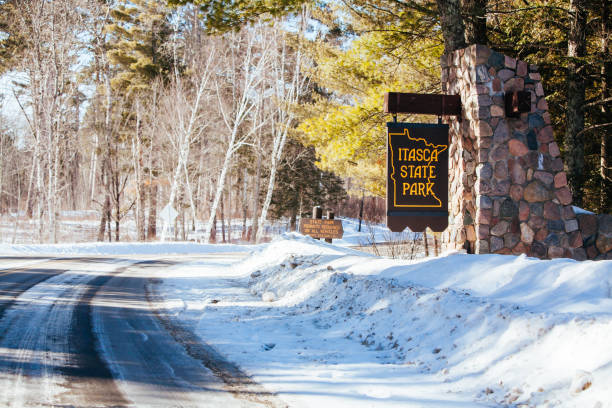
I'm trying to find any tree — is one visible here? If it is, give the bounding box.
[597,0,611,212]
[255,19,309,243]
[101,0,175,240]
[158,48,216,241]
[0,0,26,74]
[9,0,86,242]
[564,0,588,207]
[270,139,347,229]
[202,25,273,243]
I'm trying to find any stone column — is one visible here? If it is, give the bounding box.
[441,44,584,259]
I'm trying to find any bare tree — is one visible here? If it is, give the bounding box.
[12,0,85,242]
[202,26,273,243]
[159,45,216,241]
[256,22,309,243]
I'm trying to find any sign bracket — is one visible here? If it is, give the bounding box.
[384,92,461,117]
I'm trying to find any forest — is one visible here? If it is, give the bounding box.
[0,0,609,243]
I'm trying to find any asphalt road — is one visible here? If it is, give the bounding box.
[0,255,287,408]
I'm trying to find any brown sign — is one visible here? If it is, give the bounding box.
[300,219,344,239]
[387,122,449,232]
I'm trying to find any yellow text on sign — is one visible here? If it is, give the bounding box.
[389,128,448,208]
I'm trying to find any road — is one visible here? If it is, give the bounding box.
[0,255,287,408]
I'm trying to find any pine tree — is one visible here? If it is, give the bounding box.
[101,0,175,240]
[270,139,347,229]
[0,0,26,74]
[107,0,174,94]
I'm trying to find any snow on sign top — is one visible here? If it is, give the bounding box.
[160,204,178,223]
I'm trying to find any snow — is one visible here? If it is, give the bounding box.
[572,206,596,215]
[0,241,256,256]
[1,227,611,407]
[157,233,612,408]
[0,258,135,406]
[331,217,416,246]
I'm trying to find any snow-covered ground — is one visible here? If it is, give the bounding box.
[0,241,256,256]
[157,234,612,408]
[332,217,415,247]
[0,211,395,246]
[2,221,611,407]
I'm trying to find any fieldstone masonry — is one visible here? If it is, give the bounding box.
[439,44,593,259]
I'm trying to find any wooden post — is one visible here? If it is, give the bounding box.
[325,211,334,243]
[433,232,440,257]
[358,190,364,232]
[423,229,429,257]
[313,206,322,242]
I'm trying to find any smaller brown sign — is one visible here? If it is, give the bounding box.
[300,219,344,239]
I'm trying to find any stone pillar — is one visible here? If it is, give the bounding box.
[441,44,583,259]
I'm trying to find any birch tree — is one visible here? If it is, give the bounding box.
[255,25,309,243]
[159,45,216,241]
[12,0,85,242]
[202,26,273,243]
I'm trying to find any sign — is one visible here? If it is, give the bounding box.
[160,204,178,224]
[300,219,344,239]
[387,122,449,232]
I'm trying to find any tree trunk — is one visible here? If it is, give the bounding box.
[250,147,263,242]
[25,159,35,219]
[290,208,297,231]
[227,173,232,242]
[115,207,120,241]
[210,215,217,243]
[98,193,110,241]
[203,138,235,243]
[241,167,248,240]
[133,102,146,241]
[220,194,226,243]
[436,0,467,53]
[89,133,99,202]
[147,183,158,240]
[463,0,487,45]
[36,156,44,243]
[161,141,188,241]
[182,158,198,233]
[256,159,279,243]
[600,0,611,213]
[564,0,587,207]
[181,196,186,241]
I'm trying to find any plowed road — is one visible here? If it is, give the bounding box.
[0,256,286,408]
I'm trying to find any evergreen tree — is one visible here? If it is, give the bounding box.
[107,0,174,94]
[87,0,175,240]
[0,0,26,74]
[270,139,347,229]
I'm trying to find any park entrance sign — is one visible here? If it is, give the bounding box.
[384,92,460,233]
[387,123,449,232]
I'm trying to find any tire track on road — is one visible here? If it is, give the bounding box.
[0,264,68,324]
[0,257,137,407]
[57,260,138,407]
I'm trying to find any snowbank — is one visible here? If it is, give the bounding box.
[160,233,612,408]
